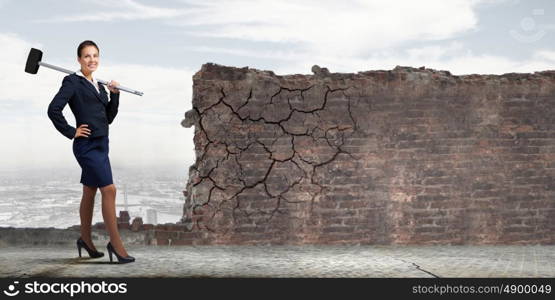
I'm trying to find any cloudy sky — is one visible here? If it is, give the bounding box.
[0,0,553,172]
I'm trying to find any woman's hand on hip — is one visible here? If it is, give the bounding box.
[107,80,120,94]
[75,124,91,138]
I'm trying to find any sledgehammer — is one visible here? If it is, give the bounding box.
[24,48,144,96]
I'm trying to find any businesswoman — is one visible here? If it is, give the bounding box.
[47,40,134,264]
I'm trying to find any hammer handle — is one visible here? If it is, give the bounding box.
[38,61,144,96]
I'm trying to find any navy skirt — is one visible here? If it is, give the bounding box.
[73,136,113,188]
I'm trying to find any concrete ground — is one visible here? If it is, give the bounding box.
[0,245,553,278]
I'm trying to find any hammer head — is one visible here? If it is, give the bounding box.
[25,48,43,74]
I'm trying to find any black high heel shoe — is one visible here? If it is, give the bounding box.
[77,237,104,258]
[106,242,135,264]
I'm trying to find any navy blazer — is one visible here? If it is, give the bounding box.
[47,73,119,140]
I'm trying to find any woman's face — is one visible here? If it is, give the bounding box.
[78,45,99,74]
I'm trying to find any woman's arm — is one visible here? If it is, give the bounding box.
[106,80,120,124]
[47,75,76,139]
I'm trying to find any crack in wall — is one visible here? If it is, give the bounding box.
[184,80,357,233]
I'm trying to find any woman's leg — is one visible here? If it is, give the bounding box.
[100,183,129,257]
[80,184,98,251]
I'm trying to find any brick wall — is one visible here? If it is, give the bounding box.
[179,63,555,245]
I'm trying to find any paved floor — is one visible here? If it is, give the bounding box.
[0,245,554,278]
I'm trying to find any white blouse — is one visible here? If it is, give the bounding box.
[76,70,100,94]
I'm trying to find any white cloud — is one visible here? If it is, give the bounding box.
[183,45,309,63]
[172,0,482,57]
[405,42,465,62]
[0,33,50,105]
[34,0,482,57]
[534,50,555,62]
[0,32,196,169]
[33,0,187,23]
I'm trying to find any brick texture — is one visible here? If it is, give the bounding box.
[178,63,555,245]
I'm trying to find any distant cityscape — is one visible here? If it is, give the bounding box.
[0,165,188,228]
